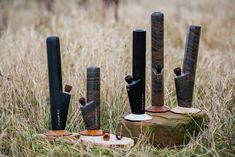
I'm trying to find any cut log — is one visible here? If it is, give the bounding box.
[40,133,134,149]
[79,134,134,149]
[117,111,208,148]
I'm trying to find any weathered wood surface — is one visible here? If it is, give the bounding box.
[78,134,134,149]
[117,111,208,148]
[41,133,134,149]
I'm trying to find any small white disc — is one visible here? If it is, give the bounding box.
[171,106,201,114]
[124,113,152,121]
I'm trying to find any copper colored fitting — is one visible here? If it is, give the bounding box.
[44,130,72,137]
[156,65,162,73]
[145,106,170,113]
[174,68,182,76]
[64,84,72,93]
[80,129,103,136]
[116,132,123,140]
[103,133,110,141]
[79,97,86,106]
[125,75,133,84]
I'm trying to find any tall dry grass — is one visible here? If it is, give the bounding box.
[0,0,234,156]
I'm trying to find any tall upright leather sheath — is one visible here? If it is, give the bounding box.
[146,12,170,113]
[79,67,103,135]
[125,30,146,114]
[125,29,152,121]
[174,25,201,108]
[46,36,72,131]
[151,12,164,106]
[80,67,100,130]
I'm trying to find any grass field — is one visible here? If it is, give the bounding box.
[0,0,234,156]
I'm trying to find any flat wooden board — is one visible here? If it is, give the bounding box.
[79,134,134,148]
[40,133,134,149]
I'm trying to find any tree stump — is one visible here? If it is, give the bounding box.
[117,111,208,148]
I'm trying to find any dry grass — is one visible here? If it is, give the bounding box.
[0,0,234,156]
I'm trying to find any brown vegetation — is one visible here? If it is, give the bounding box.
[0,0,234,156]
